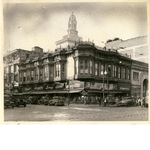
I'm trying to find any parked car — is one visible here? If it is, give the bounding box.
[26,96,32,104]
[14,98,27,107]
[4,95,14,109]
[30,96,41,104]
[49,96,65,106]
[116,97,134,106]
[37,96,46,105]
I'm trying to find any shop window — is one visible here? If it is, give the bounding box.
[118,67,121,79]
[90,60,93,74]
[133,72,139,81]
[75,60,78,75]
[85,59,88,74]
[95,63,98,76]
[31,70,34,81]
[80,60,84,74]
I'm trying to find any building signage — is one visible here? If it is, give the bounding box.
[54,82,64,89]
[84,82,117,90]
[66,80,84,89]
[118,83,130,91]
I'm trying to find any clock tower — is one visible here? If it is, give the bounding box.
[55,13,82,49]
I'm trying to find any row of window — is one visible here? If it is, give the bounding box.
[20,66,53,82]
[4,65,19,74]
[75,59,130,80]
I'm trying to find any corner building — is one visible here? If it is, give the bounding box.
[13,13,134,102]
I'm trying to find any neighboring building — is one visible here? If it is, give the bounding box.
[131,60,148,98]
[105,35,148,63]
[3,46,45,94]
[55,13,82,50]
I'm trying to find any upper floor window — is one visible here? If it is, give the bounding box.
[27,70,30,81]
[14,64,18,72]
[43,66,48,79]
[75,60,78,75]
[127,68,130,80]
[14,75,18,82]
[90,60,93,74]
[35,67,39,80]
[85,60,88,74]
[113,65,117,77]
[101,64,104,72]
[118,67,121,79]
[80,60,84,74]
[23,72,26,82]
[26,54,29,59]
[55,64,60,77]
[133,72,139,81]
[123,67,126,79]
[95,63,98,76]
[62,64,65,77]
[31,70,34,81]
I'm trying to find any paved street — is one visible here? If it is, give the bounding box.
[4,104,148,122]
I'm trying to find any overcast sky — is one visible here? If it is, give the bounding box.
[3,2,147,53]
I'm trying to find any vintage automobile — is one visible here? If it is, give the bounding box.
[49,96,65,106]
[4,95,14,109]
[30,96,41,104]
[15,98,27,107]
[37,96,49,105]
[116,97,134,106]
[26,96,32,104]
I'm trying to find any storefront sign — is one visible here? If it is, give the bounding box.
[66,80,84,89]
[84,82,117,90]
[118,83,130,91]
[54,82,64,89]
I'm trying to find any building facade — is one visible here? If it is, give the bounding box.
[3,46,45,94]
[105,35,148,63]
[131,60,148,98]
[17,42,132,102]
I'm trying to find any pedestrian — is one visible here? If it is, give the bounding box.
[138,97,141,106]
[104,97,107,107]
[141,97,145,107]
[98,97,101,106]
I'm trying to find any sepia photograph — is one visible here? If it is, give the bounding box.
[2,1,149,123]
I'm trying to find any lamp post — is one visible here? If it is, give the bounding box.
[101,71,107,98]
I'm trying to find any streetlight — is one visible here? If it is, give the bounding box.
[101,70,107,98]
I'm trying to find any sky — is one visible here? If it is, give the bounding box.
[3,2,148,53]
